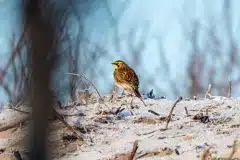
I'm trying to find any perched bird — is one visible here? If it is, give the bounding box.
[111,60,146,106]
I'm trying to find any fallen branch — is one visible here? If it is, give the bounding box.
[148,110,160,116]
[0,107,84,142]
[165,96,182,129]
[52,108,84,141]
[0,116,31,132]
[66,73,110,110]
[128,140,138,160]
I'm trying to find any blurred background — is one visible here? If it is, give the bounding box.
[1,0,240,106]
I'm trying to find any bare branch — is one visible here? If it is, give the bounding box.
[66,72,110,110]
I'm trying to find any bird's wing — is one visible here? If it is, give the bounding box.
[121,68,139,89]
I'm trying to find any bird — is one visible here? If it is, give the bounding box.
[111,60,146,107]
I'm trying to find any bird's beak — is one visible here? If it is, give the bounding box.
[111,62,116,65]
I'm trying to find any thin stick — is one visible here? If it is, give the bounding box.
[114,106,125,115]
[139,97,147,107]
[66,73,102,99]
[52,108,84,141]
[165,96,182,129]
[66,72,110,110]
[184,107,189,116]
[137,128,160,136]
[228,80,232,98]
[148,110,160,116]
[128,140,138,160]
[8,105,30,115]
[205,84,212,99]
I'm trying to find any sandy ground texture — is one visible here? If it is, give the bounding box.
[0,92,240,160]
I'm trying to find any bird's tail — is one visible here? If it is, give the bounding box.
[134,88,142,98]
[134,88,147,107]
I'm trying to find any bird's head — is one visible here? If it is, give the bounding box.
[111,60,127,70]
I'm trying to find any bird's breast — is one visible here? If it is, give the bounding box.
[115,82,132,90]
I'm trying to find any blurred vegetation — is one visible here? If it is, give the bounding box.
[0,0,240,106]
[0,0,239,159]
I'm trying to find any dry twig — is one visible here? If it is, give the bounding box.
[148,110,160,116]
[115,107,125,115]
[165,96,182,129]
[8,106,30,115]
[128,140,138,160]
[53,108,84,141]
[137,128,160,136]
[205,84,212,99]
[66,73,110,110]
